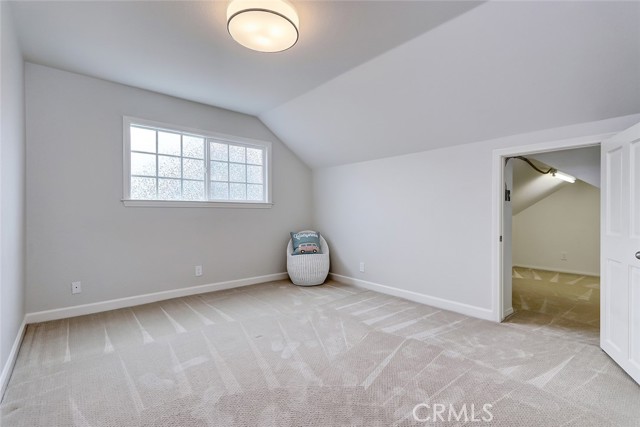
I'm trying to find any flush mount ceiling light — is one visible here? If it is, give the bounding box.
[227,0,299,53]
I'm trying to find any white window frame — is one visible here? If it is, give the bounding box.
[122,116,272,208]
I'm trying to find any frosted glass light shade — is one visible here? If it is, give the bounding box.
[227,0,299,53]
[552,170,576,183]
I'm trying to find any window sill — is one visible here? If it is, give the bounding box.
[122,199,273,209]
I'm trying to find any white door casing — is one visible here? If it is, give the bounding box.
[502,160,514,317]
[492,133,610,322]
[601,122,640,385]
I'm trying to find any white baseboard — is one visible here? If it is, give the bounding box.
[512,264,599,278]
[1,320,26,402]
[504,307,514,318]
[25,272,289,324]
[329,273,495,321]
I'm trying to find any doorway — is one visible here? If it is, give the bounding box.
[492,123,640,385]
[491,133,612,325]
[506,148,601,345]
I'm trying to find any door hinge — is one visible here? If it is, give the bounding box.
[505,189,511,202]
[499,235,503,242]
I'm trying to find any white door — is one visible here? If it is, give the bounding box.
[601,122,640,384]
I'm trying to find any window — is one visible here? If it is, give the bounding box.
[123,117,271,207]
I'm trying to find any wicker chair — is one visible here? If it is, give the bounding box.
[286,232,330,286]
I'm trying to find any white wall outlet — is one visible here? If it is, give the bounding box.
[359,262,365,273]
[71,281,82,294]
[561,251,568,261]
[195,265,203,277]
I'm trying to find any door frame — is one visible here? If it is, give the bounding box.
[491,132,613,322]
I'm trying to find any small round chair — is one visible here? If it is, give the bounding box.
[286,232,330,286]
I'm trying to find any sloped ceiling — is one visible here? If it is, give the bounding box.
[10,1,640,168]
[512,158,567,216]
[9,0,480,115]
[261,1,640,168]
[512,146,600,214]
[530,146,600,189]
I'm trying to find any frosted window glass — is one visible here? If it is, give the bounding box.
[229,145,245,163]
[183,136,204,159]
[246,148,263,165]
[158,179,181,200]
[247,165,263,184]
[211,182,229,200]
[183,158,204,180]
[130,127,156,153]
[183,180,204,201]
[210,143,228,161]
[131,152,156,176]
[128,121,269,204]
[131,177,156,199]
[230,164,246,182]
[158,132,181,155]
[158,155,181,178]
[247,184,263,201]
[211,161,228,181]
[230,183,246,200]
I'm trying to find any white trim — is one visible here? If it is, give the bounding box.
[1,320,26,402]
[124,116,272,149]
[122,200,273,208]
[25,273,288,324]
[491,133,611,323]
[491,150,504,322]
[503,307,514,317]
[122,116,273,206]
[513,264,599,278]
[329,273,494,321]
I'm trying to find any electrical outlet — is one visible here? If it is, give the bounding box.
[561,252,568,261]
[359,262,365,273]
[71,281,82,294]
[195,265,203,277]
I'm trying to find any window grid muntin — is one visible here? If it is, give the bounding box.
[130,125,207,201]
[127,122,268,203]
[208,140,265,202]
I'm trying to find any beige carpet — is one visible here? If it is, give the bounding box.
[508,267,600,346]
[1,279,638,426]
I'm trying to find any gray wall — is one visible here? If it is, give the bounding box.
[25,63,312,313]
[312,115,639,316]
[513,181,600,276]
[1,2,26,373]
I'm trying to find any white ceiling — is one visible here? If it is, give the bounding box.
[10,1,640,169]
[512,146,600,215]
[261,1,640,167]
[530,146,600,189]
[512,158,567,216]
[9,0,480,115]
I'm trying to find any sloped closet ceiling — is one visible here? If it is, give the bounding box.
[260,1,640,168]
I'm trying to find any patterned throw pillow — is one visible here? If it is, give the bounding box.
[290,231,322,255]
